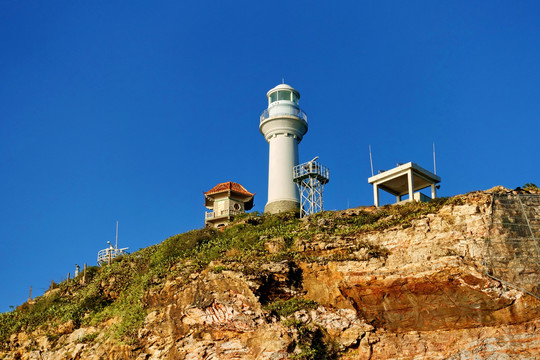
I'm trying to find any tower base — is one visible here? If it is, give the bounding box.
[264,200,300,214]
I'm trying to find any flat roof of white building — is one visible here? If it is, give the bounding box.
[368,162,441,196]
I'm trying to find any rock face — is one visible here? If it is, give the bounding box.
[3,191,540,359]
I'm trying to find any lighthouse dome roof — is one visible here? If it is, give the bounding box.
[267,83,299,98]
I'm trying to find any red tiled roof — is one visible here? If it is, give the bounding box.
[205,182,254,196]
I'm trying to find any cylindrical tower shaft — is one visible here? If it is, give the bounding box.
[260,84,308,214]
[267,133,300,213]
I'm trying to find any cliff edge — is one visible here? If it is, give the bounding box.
[2,189,540,359]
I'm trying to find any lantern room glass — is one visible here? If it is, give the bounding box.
[269,89,299,105]
[277,91,291,101]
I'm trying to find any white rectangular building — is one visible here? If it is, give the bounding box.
[368,162,441,207]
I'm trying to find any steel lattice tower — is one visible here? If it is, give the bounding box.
[293,158,329,218]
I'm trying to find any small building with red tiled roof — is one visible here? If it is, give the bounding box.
[204,182,254,228]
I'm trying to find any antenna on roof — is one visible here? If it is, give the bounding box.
[369,145,374,177]
[115,221,118,249]
[433,142,437,175]
[282,77,284,84]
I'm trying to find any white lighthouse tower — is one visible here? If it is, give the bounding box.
[260,84,308,214]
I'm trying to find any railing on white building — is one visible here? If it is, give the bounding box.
[205,209,243,219]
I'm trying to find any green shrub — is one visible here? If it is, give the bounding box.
[287,321,339,360]
[0,311,17,348]
[84,266,100,281]
[78,332,98,343]
[151,228,218,267]
[264,298,319,318]
[211,265,229,273]
[0,292,77,348]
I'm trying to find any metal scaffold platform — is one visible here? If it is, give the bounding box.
[484,193,540,300]
[97,222,129,266]
[293,158,329,218]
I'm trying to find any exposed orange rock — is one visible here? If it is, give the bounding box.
[2,191,540,359]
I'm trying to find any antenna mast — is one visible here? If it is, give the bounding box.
[433,143,437,175]
[369,145,374,177]
[97,221,129,266]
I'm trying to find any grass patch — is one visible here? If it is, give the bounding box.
[78,332,98,343]
[265,298,319,318]
[211,265,229,273]
[305,196,464,237]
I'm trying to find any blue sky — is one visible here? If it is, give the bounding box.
[1,1,539,312]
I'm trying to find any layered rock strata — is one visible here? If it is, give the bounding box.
[3,191,540,359]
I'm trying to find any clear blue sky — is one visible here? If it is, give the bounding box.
[1,1,539,312]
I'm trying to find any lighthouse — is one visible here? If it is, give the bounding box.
[260,84,308,214]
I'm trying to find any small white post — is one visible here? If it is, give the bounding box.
[431,184,437,199]
[407,170,414,202]
[373,184,380,207]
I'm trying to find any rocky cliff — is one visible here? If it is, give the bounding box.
[2,189,540,359]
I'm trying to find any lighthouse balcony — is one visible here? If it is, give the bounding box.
[260,107,308,124]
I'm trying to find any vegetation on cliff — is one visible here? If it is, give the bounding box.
[0,196,464,353]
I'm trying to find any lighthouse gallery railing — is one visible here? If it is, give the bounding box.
[260,108,308,123]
